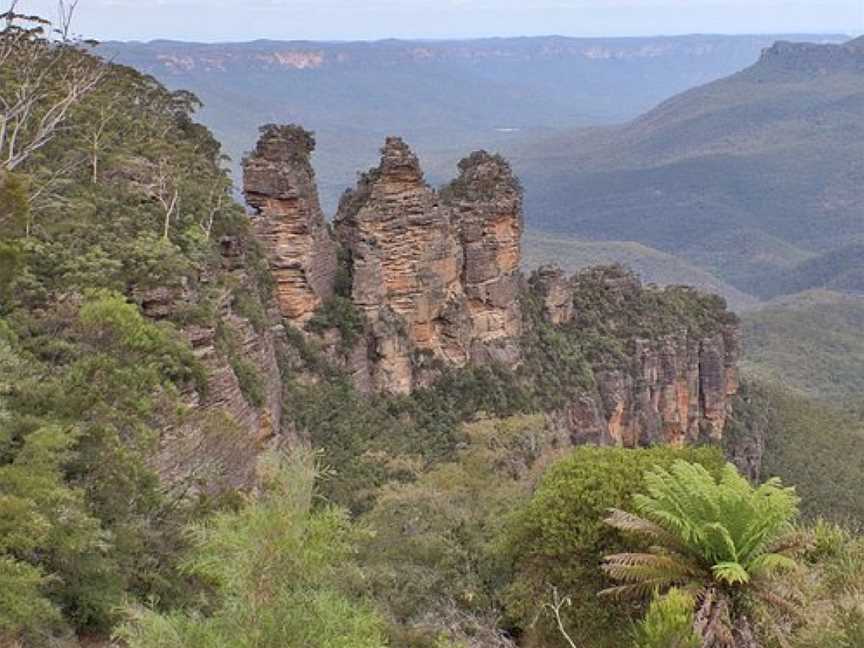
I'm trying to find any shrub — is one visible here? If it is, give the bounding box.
[359,415,558,645]
[307,296,365,350]
[501,445,725,648]
[115,452,388,648]
[231,358,265,408]
[232,289,268,333]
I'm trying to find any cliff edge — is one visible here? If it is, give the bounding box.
[243,125,741,447]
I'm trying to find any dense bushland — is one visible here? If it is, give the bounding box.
[0,7,271,642]
[2,8,863,648]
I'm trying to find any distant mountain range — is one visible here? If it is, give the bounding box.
[102,33,864,403]
[99,34,848,213]
[510,36,864,299]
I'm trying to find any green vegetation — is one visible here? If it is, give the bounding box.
[730,381,864,523]
[793,521,864,647]
[755,244,864,300]
[280,341,536,512]
[633,588,700,648]
[307,295,366,350]
[565,265,737,351]
[358,415,558,647]
[0,291,207,640]
[603,461,803,646]
[0,8,272,643]
[741,291,864,403]
[231,357,266,407]
[116,453,387,648]
[501,446,726,647]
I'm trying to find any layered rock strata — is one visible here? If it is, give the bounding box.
[554,329,739,448]
[444,151,523,364]
[534,266,740,448]
[137,236,289,492]
[244,125,741,444]
[331,139,524,392]
[243,125,338,324]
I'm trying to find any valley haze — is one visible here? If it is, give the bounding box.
[2,3,864,647]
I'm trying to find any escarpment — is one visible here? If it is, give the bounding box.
[135,235,291,491]
[245,125,741,446]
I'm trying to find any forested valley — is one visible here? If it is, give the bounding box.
[1,6,863,648]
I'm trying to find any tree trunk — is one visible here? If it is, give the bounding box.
[731,616,759,648]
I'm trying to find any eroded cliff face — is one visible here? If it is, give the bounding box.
[444,151,523,364]
[534,266,740,448]
[553,330,739,448]
[334,137,466,393]
[331,140,524,392]
[244,125,741,445]
[243,125,338,324]
[134,236,290,492]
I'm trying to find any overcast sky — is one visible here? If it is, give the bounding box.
[16,0,864,42]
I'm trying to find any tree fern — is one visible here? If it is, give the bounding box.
[601,461,805,646]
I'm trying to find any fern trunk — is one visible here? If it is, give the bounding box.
[731,616,759,648]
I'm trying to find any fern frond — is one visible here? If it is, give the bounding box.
[598,578,676,600]
[748,553,798,578]
[604,509,687,551]
[752,585,805,619]
[711,561,750,585]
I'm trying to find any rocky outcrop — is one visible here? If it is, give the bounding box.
[749,37,864,80]
[444,151,523,364]
[531,265,575,325]
[332,139,524,393]
[244,125,741,445]
[334,137,466,393]
[243,125,338,324]
[146,236,291,492]
[541,266,740,449]
[558,328,739,448]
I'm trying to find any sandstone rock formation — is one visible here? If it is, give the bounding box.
[531,265,574,325]
[244,125,741,445]
[332,139,524,392]
[243,125,337,324]
[142,235,290,492]
[334,137,465,393]
[558,329,739,448]
[444,151,523,364]
[544,266,740,449]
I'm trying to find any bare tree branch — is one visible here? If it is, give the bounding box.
[0,4,106,172]
[542,588,580,648]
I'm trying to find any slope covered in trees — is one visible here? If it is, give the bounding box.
[509,36,864,298]
[0,7,291,642]
[741,291,864,402]
[2,8,864,648]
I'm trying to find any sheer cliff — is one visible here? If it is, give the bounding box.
[243,125,741,448]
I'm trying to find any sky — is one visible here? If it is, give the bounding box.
[15,0,864,42]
